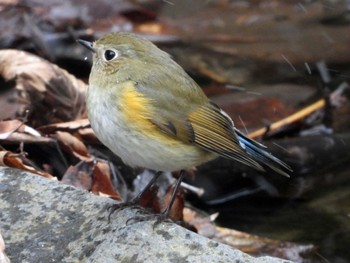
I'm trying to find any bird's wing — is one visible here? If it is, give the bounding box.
[135,76,264,170]
[151,98,292,176]
[186,102,265,171]
[131,63,290,176]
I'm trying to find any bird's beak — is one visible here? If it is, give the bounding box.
[77,39,96,53]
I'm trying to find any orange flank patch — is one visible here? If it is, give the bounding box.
[119,82,180,145]
[119,82,155,130]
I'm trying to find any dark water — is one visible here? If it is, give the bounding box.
[210,167,350,263]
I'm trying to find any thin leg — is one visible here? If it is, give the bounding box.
[131,171,163,203]
[108,171,163,222]
[160,170,185,217]
[126,170,186,226]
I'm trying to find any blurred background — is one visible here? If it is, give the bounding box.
[0,0,350,262]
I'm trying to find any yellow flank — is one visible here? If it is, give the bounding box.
[119,82,180,145]
[119,82,154,129]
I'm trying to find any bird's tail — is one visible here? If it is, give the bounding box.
[235,128,292,177]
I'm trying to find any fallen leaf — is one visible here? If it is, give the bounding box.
[53,131,91,161]
[0,120,25,140]
[0,150,54,178]
[0,49,87,127]
[91,162,121,200]
[0,120,42,140]
[38,119,90,134]
[61,161,94,190]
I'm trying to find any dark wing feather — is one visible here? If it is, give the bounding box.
[188,103,292,177]
[234,128,292,177]
[187,103,265,171]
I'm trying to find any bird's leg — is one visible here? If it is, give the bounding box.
[158,170,185,218]
[126,170,186,226]
[108,171,162,222]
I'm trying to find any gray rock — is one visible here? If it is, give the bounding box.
[0,167,291,263]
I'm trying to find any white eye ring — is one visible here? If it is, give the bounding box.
[103,49,118,61]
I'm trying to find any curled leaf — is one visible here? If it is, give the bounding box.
[0,150,54,178]
[0,49,87,127]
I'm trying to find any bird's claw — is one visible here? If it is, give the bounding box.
[107,202,145,223]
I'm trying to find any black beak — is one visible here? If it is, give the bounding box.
[77,39,96,53]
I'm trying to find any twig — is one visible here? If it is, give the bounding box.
[248,99,326,139]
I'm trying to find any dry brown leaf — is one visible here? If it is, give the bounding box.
[1,131,53,144]
[0,120,25,140]
[0,150,54,178]
[53,131,91,161]
[91,162,121,201]
[0,49,87,127]
[77,127,100,145]
[62,160,121,200]
[61,161,94,190]
[136,184,161,213]
[38,119,100,148]
[38,119,90,134]
[0,119,43,140]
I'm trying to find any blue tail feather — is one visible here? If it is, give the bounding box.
[235,128,292,177]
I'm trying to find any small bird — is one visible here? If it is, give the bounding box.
[78,32,292,219]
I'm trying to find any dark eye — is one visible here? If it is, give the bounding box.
[104,50,117,61]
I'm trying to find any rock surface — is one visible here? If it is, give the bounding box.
[0,167,291,263]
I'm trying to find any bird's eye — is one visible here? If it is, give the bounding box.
[104,50,117,61]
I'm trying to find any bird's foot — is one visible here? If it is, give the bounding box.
[107,202,147,223]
